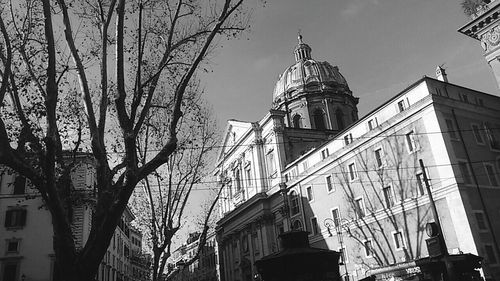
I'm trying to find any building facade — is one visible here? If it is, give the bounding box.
[214,37,500,281]
[0,155,149,281]
[170,231,219,281]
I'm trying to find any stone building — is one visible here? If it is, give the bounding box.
[170,231,219,281]
[214,36,500,281]
[0,154,149,281]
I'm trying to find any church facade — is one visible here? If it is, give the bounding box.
[214,37,500,281]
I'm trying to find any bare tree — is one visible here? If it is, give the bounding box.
[131,95,221,281]
[335,135,431,272]
[0,0,249,280]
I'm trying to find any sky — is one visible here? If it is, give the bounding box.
[201,0,499,127]
[179,0,500,244]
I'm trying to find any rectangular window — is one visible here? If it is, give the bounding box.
[2,262,19,281]
[476,97,484,106]
[445,119,458,140]
[4,209,27,228]
[397,100,407,112]
[348,163,357,181]
[326,175,334,192]
[393,231,405,250]
[302,161,309,171]
[474,211,488,231]
[13,176,26,195]
[405,131,416,152]
[458,162,473,184]
[416,173,426,196]
[485,164,499,186]
[310,217,319,235]
[344,133,353,145]
[364,240,373,257]
[485,245,498,264]
[383,186,394,208]
[6,240,19,253]
[245,167,252,187]
[355,198,366,219]
[472,124,484,144]
[367,118,378,130]
[374,148,383,168]
[266,152,276,176]
[484,123,500,150]
[461,94,469,103]
[306,186,314,201]
[331,208,340,227]
[321,148,330,159]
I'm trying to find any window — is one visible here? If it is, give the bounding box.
[476,97,484,106]
[367,118,378,130]
[313,109,326,130]
[336,110,345,131]
[364,240,373,257]
[6,240,20,253]
[338,247,348,264]
[458,162,473,184]
[485,244,498,264]
[331,208,340,227]
[321,148,330,159]
[393,231,405,250]
[461,94,469,103]
[310,217,319,235]
[2,261,19,281]
[266,152,276,176]
[383,186,394,208]
[234,168,242,192]
[471,124,484,144]
[302,161,309,171]
[4,209,27,228]
[374,148,383,168]
[485,164,499,186]
[245,167,252,187]
[326,175,334,192]
[354,198,366,219]
[405,131,416,153]
[344,133,353,146]
[416,173,426,196]
[348,162,357,181]
[484,123,500,150]
[293,114,302,129]
[292,219,303,231]
[306,186,314,201]
[289,191,300,216]
[13,176,26,195]
[397,99,407,112]
[474,211,488,231]
[445,119,458,140]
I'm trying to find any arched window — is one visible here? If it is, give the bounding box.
[289,191,300,216]
[292,219,303,231]
[313,109,326,130]
[336,110,345,131]
[234,168,241,192]
[293,114,302,128]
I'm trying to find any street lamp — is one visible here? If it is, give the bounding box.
[324,218,349,281]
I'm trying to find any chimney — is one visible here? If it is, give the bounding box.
[436,65,448,82]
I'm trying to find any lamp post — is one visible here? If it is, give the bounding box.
[324,218,349,281]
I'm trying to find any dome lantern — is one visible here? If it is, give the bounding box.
[294,34,312,61]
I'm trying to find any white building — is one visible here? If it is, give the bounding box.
[0,154,149,281]
[214,37,500,281]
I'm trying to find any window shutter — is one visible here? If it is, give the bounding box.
[5,210,13,227]
[14,176,26,194]
[20,209,27,226]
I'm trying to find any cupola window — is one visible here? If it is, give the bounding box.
[313,109,326,130]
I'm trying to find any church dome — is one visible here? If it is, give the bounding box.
[273,35,351,104]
